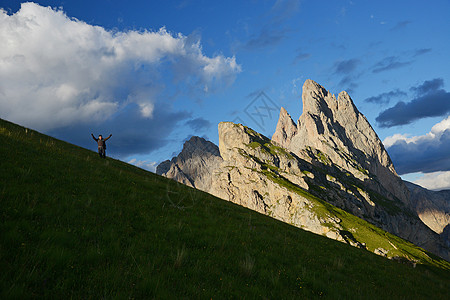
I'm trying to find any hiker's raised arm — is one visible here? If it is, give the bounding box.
[91,133,98,141]
[104,134,112,141]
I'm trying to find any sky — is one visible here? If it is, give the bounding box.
[1,1,450,190]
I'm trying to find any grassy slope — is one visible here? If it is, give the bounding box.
[0,118,449,299]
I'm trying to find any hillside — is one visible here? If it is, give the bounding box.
[1,118,449,299]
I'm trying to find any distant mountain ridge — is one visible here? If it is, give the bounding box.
[157,80,449,261]
[156,136,222,190]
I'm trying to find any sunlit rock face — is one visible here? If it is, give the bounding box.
[273,79,410,207]
[406,181,450,246]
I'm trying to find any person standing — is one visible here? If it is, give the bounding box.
[91,133,112,158]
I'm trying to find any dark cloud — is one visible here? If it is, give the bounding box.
[410,78,444,95]
[376,78,450,127]
[387,126,450,174]
[185,117,212,132]
[334,59,360,74]
[295,52,311,60]
[269,0,301,24]
[372,56,412,73]
[244,0,300,50]
[376,91,450,127]
[330,42,347,51]
[364,89,407,105]
[338,75,353,85]
[370,49,429,75]
[413,48,432,57]
[390,20,411,31]
[48,103,191,157]
[245,27,288,49]
[332,58,361,92]
[338,76,358,94]
[292,50,311,64]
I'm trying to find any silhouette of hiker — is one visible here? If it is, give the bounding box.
[91,133,112,158]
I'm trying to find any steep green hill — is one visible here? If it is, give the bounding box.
[1,118,449,299]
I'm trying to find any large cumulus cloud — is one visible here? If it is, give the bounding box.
[384,115,450,175]
[0,3,240,156]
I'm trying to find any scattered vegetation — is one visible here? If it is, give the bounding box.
[244,125,294,160]
[302,170,313,176]
[315,150,331,165]
[1,118,449,299]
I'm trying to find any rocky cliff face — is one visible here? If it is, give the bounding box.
[211,122,345,241]
[405,181,450,247]
[157,80,449,261]
[273,80,410,207]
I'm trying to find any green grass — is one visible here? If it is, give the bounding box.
[1,118,449,299]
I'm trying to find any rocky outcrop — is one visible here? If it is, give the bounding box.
[156,136,222,191]
[405,181,450,247]
[273,80,410,207]
[210,122,344,241]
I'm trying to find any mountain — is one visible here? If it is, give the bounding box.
[156,136,222,191]
[3,118,449,298]
[273,79,409,205]
[406,181,450,247]
[158,80,449,261]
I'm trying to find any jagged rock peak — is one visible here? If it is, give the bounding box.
[273,79,410,205]
[301,79,332,116]
[155,136,222,190]
[302,79,359,120]
[272,107,297,149]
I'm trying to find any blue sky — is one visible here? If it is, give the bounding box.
[1,1,450,190]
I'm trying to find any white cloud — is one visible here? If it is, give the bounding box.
[139,103,154,118]
[431,114,450,134]
[382,133,411,148]
[383,115,450,147]
[388,117,450,190]
[384,115,450,174]
[128,158,157,172]
[0,3,241,131]
[413,171,450,191]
